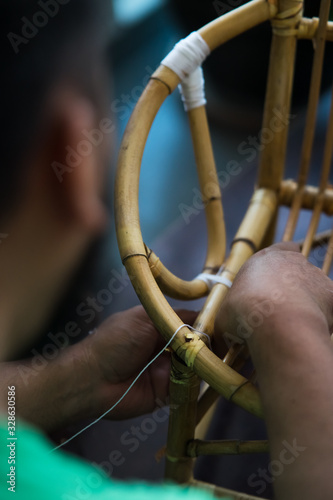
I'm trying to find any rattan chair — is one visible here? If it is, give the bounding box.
[115,1,333,498]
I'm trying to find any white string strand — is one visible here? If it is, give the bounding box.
[196,273,233,290]
[187,326,212,350]
[50,323,210,452]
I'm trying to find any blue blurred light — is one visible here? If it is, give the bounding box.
[113,0,165,26]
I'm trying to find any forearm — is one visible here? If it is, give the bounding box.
[0,342,97,431]
[248,310,333,500]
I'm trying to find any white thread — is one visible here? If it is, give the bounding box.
[161,31,210,81]
[179,66,206,111]
[50,323,210,452]
[196,273,233,290]
[186,325,212,350]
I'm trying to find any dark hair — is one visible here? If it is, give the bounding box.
[1,0,112,216]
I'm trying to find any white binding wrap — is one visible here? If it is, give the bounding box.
[179,66,206,111]
[196,273,233,290]
[161,31,210,81]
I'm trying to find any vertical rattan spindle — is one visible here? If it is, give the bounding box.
[257,0,303,190]
[165,355,201,484]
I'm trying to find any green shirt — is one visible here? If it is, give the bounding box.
[0,421,227,500]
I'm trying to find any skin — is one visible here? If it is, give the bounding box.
[1,306,196,431]
[215,243,333,500]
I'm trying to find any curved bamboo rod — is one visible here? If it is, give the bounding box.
[116,0,278,257]
[144,105,226,301]
[115,75,179,263]
[198,0,277,51]
[147,249,210,300]
[188,105,226,269]
[116,0,278,301]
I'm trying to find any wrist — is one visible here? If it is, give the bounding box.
[62,339,102,421]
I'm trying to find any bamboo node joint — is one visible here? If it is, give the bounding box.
[149,76,172,95]
[271,2,303,37]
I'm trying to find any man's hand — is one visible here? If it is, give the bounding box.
[215,242,333,346]
[215,242,333,500]
[83,306,197,419]
[1,306,196,431]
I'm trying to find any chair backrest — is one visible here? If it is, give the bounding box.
[115,1,333,498]
[257,0,333,271]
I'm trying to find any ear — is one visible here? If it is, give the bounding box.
[44,89,109,235]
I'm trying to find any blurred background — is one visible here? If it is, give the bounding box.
[37,1,333,498]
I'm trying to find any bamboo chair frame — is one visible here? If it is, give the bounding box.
[115,0,333,498]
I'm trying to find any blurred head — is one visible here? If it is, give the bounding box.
[0,0,113,358]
